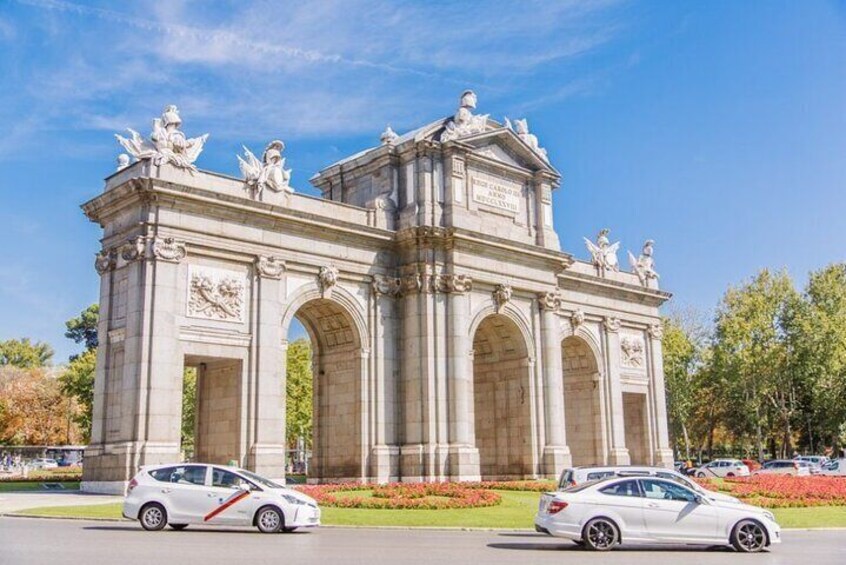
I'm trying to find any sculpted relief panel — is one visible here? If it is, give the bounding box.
[187,265,246,323]
[620,332,646,370]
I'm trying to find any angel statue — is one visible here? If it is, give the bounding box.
[115,105,208,172]
[584,228,620,275]
[628,239,659,287]
[238,140,293,196]
[441,90,489,142]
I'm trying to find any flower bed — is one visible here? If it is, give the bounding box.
[296,482,503,510]
[696,475,846,508]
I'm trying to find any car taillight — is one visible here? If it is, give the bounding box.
[127,478,138,493]
[547,500,569,514]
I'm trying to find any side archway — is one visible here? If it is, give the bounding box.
[281,283,368,482]
[470,310,534,479]
[562,335,603,466]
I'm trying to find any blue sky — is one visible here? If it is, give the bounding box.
[0,0,844,362]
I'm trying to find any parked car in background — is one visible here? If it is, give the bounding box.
[693,459,750,478]
[29,458,59,469]
[794,455,828,470]
[819,458,846,476]
[123,463,320,533]
[556,466,741,504]
[752,460,811,477]
[535,476,780,552]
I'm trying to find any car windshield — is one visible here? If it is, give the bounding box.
[237,469,284,489]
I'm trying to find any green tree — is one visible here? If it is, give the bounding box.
[64,304,99,352]
[181,368,197,458]
[58,304,99,441]
[710,269,799,460]
[58,349,96,442]
[286,339,313,449]
[662,312,702,460]
[0,338,54,368]
[786,263,846,453]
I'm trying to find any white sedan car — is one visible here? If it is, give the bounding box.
[820,458,846,476]
[535,476,780,553]
[753,460,811,477]
[123,464,320,533]
[693,459,750,478]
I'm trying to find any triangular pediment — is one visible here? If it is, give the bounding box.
[458,128,560,177]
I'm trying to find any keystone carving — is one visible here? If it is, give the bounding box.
[151,237,187,263]
[255,256,285,279]
[493,284,513,312]
[317,266,339,297]
[569,309,586,330]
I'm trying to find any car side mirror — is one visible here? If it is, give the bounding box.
[694,495,705,505]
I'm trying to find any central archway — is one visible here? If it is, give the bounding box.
[471,313,533,479]
[289,297,363,482]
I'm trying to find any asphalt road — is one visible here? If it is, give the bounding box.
[2,517,845,565]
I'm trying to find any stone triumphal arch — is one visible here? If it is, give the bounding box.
[81,93,673,493]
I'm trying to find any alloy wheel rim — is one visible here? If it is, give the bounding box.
[738,523,765,551]
[260,510,280,530]
[588,521,616,548]
[143,507,163,528]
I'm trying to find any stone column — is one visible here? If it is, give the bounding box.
[446,275,480,481]
[648,322,675,467]
[603,317,631,465]
[370,276,401,482]
[247,256,287,478]
[538,292,571,477]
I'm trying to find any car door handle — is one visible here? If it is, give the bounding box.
[160,488,172,494]
[207,493,218,498]
[647,502,660,508]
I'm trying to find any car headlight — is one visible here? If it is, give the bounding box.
[282,494,308,505]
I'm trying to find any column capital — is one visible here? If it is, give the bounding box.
[255,255,285,279]
[372,274,401,297]
[94,249,117,275]
[537,290,561,312]
[648,322,664,340]
[603,316,622,333]
[151,236,187,263]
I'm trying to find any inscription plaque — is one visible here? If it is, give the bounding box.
[471,177,521,213]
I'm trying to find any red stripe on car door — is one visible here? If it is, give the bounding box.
[204,490,250,522]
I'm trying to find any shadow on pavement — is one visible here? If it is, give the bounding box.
[488,542,737,553]
[82,525,313,535]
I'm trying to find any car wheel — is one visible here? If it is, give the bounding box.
[697,472,706,478]
[169,524,188,531]
[139,503,167,531]
[582,517,619,551]
[731,520,768,553]
[255,506,283,534]
[726,472,735,477]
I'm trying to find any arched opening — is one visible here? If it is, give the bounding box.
[471,314,533,479]
[562,336,602,466]
[287,298,362,482]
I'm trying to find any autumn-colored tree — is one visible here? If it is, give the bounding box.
[0,366,83,445]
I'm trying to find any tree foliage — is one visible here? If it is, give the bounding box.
[64,304,99,352]
[286,339,313,449]
[58,349,96,442]
[0,366,83,445]
[181,367,197,457]
[0,338,54,368]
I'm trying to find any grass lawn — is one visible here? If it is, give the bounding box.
[14,492,846,530]
[0,481,80,493]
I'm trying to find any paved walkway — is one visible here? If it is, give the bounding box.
[0,491,121,514]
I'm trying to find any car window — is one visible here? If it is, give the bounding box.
[587,471,615,481]
[641,479,698,502]
[149,465,206,486]
[559,469,574,489]
[600,480,641,497]
[211,468,256,490]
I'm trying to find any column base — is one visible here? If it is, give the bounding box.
[447,445,481,482]
[541,445,572,479]
[82,441,181,485]
[246,443,287,479]
[370,445,400,483]
[399,444,424,482]
[654,448,675,468]
[608,447,631,465]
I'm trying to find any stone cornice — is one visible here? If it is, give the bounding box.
[558,269,672,308]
